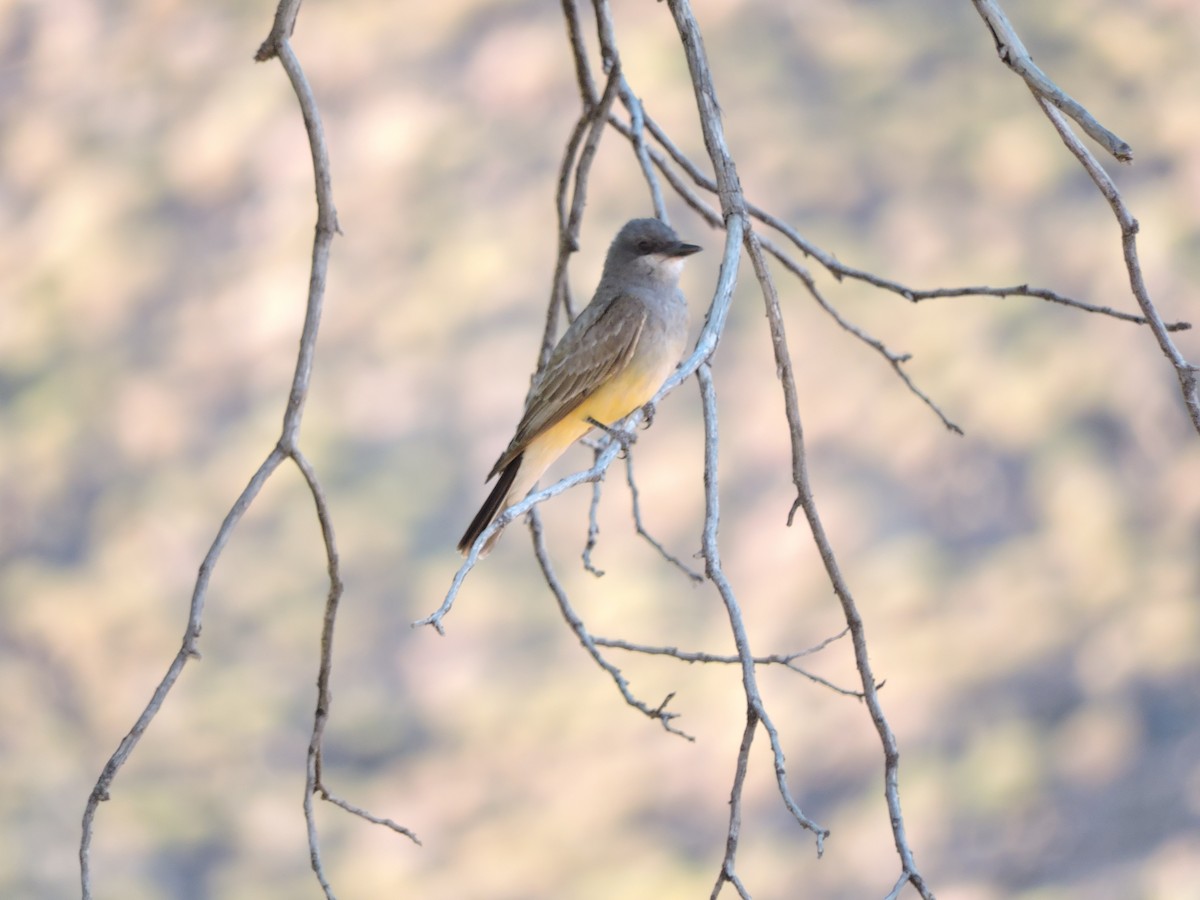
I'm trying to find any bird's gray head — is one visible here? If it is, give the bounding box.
[604,218,701,284]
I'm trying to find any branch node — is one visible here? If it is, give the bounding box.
[653,691,677,716]
[585,416,637,456]
[786,495,801,527]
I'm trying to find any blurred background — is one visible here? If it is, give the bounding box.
[2,0,1199,898]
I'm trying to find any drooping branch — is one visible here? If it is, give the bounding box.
[970,0,1132,162]
[1034,95,1200,434]
[428,2,1197,898]
[543,63,623,365]
[745,226,933,897]
[697,361,829,892]
[531,507,693,739]
[603,105,1188,437]
[80,446,287,900]
[593,632,860,697]
[81,5,417,899]
[969,0,1200,435]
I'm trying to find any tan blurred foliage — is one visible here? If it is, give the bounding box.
[2,0,1198,898]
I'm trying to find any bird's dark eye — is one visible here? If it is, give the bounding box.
[636,239,654,254]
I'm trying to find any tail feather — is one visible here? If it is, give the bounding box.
[457,453,523,556]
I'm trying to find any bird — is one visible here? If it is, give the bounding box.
[458,217,701,556]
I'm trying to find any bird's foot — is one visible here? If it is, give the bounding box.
[640,401,657,428]
[586,416,638,457]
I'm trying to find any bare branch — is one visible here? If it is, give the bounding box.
[970,0,1132,161]
[965,1,1198,435]
[592,1,668,220]
[418,424,633,631]
[594,633,862,697]
[81,446,287,900]
[665,1,928,890]
[560,0,598,106]
[582,476,606,577]
[753,203,1189,331]
[1033,96,1200,434]
[253,0,301,63]
[632,103,1188,331]
[711,712,757,900]
[757,237,963,433]
[697,363,829,863]
[530,508,694,740]
[82,6,415,899]
[319,791,421,845]
[623,451,704,582]
[541,64,623,366]
[611,104,1188,441]
[776,311,935,899]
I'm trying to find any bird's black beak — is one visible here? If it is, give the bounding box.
[668,241,702,258]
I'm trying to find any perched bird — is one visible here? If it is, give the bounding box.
[458,217,701,555]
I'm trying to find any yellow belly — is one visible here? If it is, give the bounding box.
[507,356,673,505]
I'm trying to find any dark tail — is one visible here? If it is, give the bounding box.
[457,453,522,555]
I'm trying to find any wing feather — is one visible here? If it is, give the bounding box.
[487,292,646,478]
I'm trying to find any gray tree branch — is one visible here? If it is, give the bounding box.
[970,0,1200,435]
[80,5,417,899]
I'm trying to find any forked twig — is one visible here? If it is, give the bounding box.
[432,2,1195,899]
[970,0,1132,161]
[82,5,416,899]
[664,0,837,889]
[594,632,861,697]
[623,451,704,582]
[531,508,694,740]
[968,0,1199,435]
[1035,98,1200,433]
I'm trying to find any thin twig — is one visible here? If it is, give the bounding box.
[594,633,862,697]
[547,113,592,336]
[80,447,287,900]
[743,214,933,893]
[560,0,598,107]
[418,427,630,631]
[582,476,606,577]
[964,0,1198,435]
[698,363,829,867]
[774,300,935,900]
[711,711,757,900]
[751,201,1189,331]
[756,235,964,434]
[970,0,1132,161]
[552,0,599,339]
[541,64,621,366]
[623,451,704,582]
[666,1,934,893]
[293,448,344,887]
[1033,96,1200,435]
[82,7,415,899]
[593,634,845,663]
[621,82,668,221]
[319,792,421,844]
[663,2,834,887]
[530,508,694,740]
[633,105,1188,332]
[592,0,668,221]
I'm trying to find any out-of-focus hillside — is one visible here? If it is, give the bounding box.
[2,1,1198,898]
